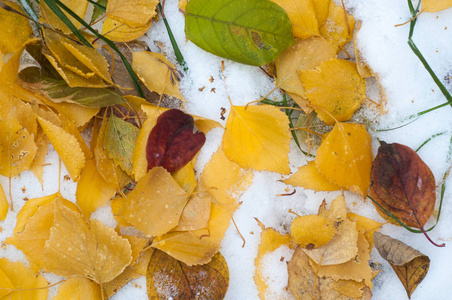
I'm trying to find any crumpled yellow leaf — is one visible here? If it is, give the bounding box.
[44,201,132,284]
[40,0,88,34]
[0,184,8,221]
[102,16,153,42]
[0,258,48,299]
[54,277,101,300]
[254,219,295,299]
[132,51,185,100]
[422,0,452,12]
[36,115,85,181]
[76,159,117,217]
[275,37,336,110]
[291,215,336,248]
[271,0,320,39]
[299,59,366,125]
[201,147,253,205]
[152,203,238,266]
[320,0,355,49]
[106,0,159,27]
[173,191,212,231]
[0,2,32,54]
[115,167,189,237]
[284,160,341,192]
[315,122,372,196]
[222,104,291,174]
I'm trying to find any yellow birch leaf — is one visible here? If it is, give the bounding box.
[40,0,88,34]
[315,122,372,196]
[54,277,102,300]
[172,157,198,193]
[291,215,336,248]
[76,159,117,217]
[422,0,452,12]
[0,264,14,299]
[43,99,100,127]
[44,201,132,284]
[122,234,150,264]
[152,203,238,266]
[333,279,369,299]
[201,147,253,205]
[132,116,156,181]
[284,160,341,191]
[179,0,188,10]
[299,59,366,125]
[0,2,32,54]
[133,248,154,276]
[347,213,383,249]
[105,267,141,298]
[110,197,134,228]
[271,0,320,39]
[222,104,291,174]
[173,191,212,231]
[275,37,336,101]
[0,183,8,221]
[102,16,153,42]
[36,116,85,181]
[29,131,49,186]
[106,0,158,28]
[320,0,356,49]
[254,220,295,299]
[0,88,37,137]
[313,0,330,26]
[0,258,48,299]
[132,51,185,100]
[116,167,189,237]
[318,194,347,222]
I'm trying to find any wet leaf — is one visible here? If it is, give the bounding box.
[106,0,159,28]
[284,160,341,192]
[319,0,355,50]
[54,277,102,300]
[422,0,452,12]
[102,16,153,42]
[185,0,294,66]
[0,1,32,54]
[147,250,229,299]
[347,213,383,249]
[105,267,141,298]
[146,109,206,173]
[291,215,336,248]
[374,232,430,298]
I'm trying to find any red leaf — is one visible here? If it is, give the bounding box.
[146,109,206,172]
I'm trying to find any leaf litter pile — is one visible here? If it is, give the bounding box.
[0,0,451,299]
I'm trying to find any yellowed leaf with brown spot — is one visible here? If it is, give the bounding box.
[106,0,159,27]
[0,1,32,54]
[320,0,355,49]
[54,277,102,300]
[284,160,341,192]
[102,17,153,42]
[318,194,347,222]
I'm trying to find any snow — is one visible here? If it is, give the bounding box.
[1,0,452,299]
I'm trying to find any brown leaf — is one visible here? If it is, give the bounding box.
[374,232,430,298]
[147,249,229,300]
[370,141,442,246]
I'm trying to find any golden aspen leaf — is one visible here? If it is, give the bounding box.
[271,0,320,39]
[284,160,341,192]
[313,0,330,26]
[101,16,153,42]
[320,0,356,49]
[44,201,132,284]
[318,194,347,222]
[173,191,212,231]
[0,258,48,300]
[422,0,452,12]
[76,159,117,217]
[152,203,238,266]
[105,267,141,298]
[54,277,102,300]
[132,51,185,100]
[0,88,37,138]
[106,0,159,27]
[315,122,372,196]
[133,248,154,276]
[0,264,14,299]
[172,158,198,193]
[110,197,134,228]
[0,183,8,221]
[201,147,253,205]
[132,116,156,181]
[222,104,291,174]
[291,215,336,248]
[275,37,336,104]
[0,2,32,54]
[122,234,150,264]
[347,213,383,249]
[36,115,85,181]
[254,220,295,299]
[40,0,88,34]
[29,131,49,186]
[44,99,100,127]
[116,167,189,237]
[299,59,365,125]
[333,279,369,299]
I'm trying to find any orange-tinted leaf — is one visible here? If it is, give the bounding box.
[319,0,355,50]
[291,215,336,248]
[106,0,158,28]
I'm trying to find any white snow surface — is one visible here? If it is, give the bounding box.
[1,0,452,299]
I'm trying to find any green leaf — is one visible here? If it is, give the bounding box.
[185,0,294,66]
[90,0,107,24]
[104,115,140,176]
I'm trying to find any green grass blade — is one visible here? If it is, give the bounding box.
[415,131,446,152]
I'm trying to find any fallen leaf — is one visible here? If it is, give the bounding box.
[40,0,88,34]
[106,0,158,27]
[29,131,49,186]
[318,194,347,222]
[319,0,355,50]
[284,160,341,192]
[147,250,229,299]
[54,277,102,300]
[105,267,141,298]
[222,104,291,174]
[315,122,372,197]
[132,116,157,181]
[173,191,212,231]
[291,215,336,248]
[374,232,430,298]
[333,279,371,299]
[102,16,153,42]
[172,158,198,194]
[0,2,32,54]
[422,0,452,12]
[347,213,383,249]
[299,59,366,125]
[0,184,8,221]
[313,0,330,26]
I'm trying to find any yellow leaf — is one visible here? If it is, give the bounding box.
[201,147,253,204]
[0,90,37,137]
[291,215,336,248]
[173,191,212,231]
[106,0,159,27]
[348,213,383,249]
[333,279,368,299]
[152,203,238,266]
[275,37,336,106]
[179,0,188,10]
[0,2,32,54]
[132,51,185,100]
[422,0,452,12]
[44,99,100,128]
[254,220,295,299]
[132,116,156,181]
[284,160,341,192]
[222,104,291,174]
[44,201,132,284]
[36,115,85,181]
[0,184,8,221]
[0,258,48,299]
[102,16,153,42]
[172,158,198,193]
[29,131,49,186]
[318,194,347,222]
[313,0,330,26]
[315,122,372,196]
[299,59,365,125]
[320,0,356,49]
[54,277,102,300]
[115,167,189,237]
[105,267,141,298]
[40,0,88,34]
[76,159,117,217]
[271,0,320,39]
